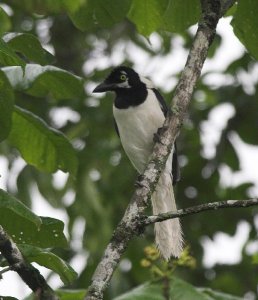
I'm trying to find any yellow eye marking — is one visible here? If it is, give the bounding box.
[120,74,127,81]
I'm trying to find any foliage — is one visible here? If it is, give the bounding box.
[0,0,257,299]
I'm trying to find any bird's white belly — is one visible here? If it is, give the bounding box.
[113,93,165,173]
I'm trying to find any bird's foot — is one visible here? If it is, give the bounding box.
[153,127,165,145]
[135,174,146,188]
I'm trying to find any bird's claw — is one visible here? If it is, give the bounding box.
[135,174,145,188]
[153,127,165,145]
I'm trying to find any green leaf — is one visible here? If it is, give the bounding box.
[2,64,84,100]
[68,0,131,31]
[114,277,243,300]
[114,277,210,300]
[0,297,18,300]
[231,0,258,59]
[19,245,77,285]
[9,106,78,175]
[127,0,168,36]
[114,281,165,300]
[34,217,67,248]
[12,0,63,14]
[163,0,201,33]
[3,33,54,65]
[0,38,26,67]
[62,0,85,13]
[198,288,243,300]
[217,137,240,171]
[0,70,14,142]
[24,290,86,300]
[0,188,42,229]
[0,190,67,248]
[0,7,11,35]
[56,289,87,300]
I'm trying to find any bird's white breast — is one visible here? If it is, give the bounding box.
[113,90,165,173]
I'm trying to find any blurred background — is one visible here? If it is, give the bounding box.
[0,1,258,299]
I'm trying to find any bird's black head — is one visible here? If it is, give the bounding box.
[93,66,144,93]
[93,66,150,108]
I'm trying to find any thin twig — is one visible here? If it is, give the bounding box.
[144,199,258,225]
[0,225,58,300]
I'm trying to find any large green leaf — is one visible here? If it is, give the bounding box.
[2,64,84,100]
[0,191,67,248]
[127,0,200,36]
[3,215,67,248]
[19,245,77,285]
[127,0,168,36]
[32,217,67,248]
[0,7,11,35]
[231,0,258,59]
[9,106,78,175]
[163,0,201,33]
[3,33,54,65]
[114,277,242,300]
[68,0,131,31]
[0,38,25,67]
[0,70,14,142]
[0,188,41,229]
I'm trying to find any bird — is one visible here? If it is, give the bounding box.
[93,66,183,259]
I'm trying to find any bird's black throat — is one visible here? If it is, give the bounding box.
[114,84,147,109]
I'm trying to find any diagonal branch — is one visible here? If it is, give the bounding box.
[0,225,58,300]
[144,199,258,225]
[85,0,223,299]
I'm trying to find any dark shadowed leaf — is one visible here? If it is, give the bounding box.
[0,70,14,142]
[0,38,25,67]
[19,244,77,285]
[10,0,63,14]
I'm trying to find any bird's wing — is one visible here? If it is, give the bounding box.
[114,118,120,137]
[151,88,168,116]
[151,88,180,185]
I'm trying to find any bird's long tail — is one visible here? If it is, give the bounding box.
[151,168,183,260]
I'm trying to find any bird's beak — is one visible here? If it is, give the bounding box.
[92,82,115,93]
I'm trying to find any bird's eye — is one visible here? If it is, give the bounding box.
[120,74,127,81]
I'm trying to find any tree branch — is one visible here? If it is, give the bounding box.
[85,0,224,299]
[0,225,58,300]
[144,199,258,225]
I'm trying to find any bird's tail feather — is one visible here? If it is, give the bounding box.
[151,171,183,260]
